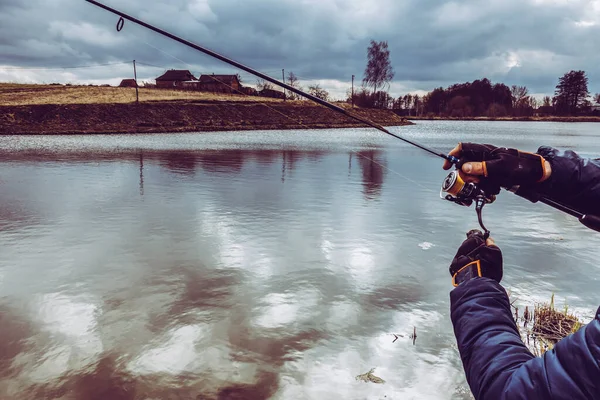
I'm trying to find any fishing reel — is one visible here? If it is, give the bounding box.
[440,170,495,238]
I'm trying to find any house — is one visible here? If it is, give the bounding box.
[259,88,286,99]
[181,80,201,90]
[155,70,197,88]
[198,74,241,93]
[119,79,138,88]
[240,86,258,96]
[535,106,554,116]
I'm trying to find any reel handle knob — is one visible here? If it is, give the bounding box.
[466,229,483,238]
[447,155,465,169]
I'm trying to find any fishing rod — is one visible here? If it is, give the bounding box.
[86,0,600,235]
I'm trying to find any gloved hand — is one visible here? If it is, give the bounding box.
[450,229,503,287]
[442,142,552,195]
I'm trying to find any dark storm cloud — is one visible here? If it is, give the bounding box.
[0,0,599,96]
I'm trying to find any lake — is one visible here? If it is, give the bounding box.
[1,121,599,400]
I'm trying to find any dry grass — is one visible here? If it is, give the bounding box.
[0,83,287,106]
[512,293,584,356]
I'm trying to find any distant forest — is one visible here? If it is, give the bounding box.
[349,70,600,117]
[349,41,598,117]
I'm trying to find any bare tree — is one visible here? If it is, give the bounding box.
[543,96,552,107]
[256,79,273,91]
[363,40,394,106]
[511,85,528,109]
[308,84,329,101]
[403,94,413,114]
[287,71,303,100]
[528,97,538,109]
[594,93,600,105]
[413,94,421,116]
[394,96,404,110]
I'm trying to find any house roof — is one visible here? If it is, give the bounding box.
[119,79,138,87]
[198,74,239,84]
[156,70,197,81]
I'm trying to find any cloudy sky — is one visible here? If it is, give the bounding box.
[1,0,599,100]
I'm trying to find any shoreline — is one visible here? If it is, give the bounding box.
[0,101,413,135]
[406,115,600,123]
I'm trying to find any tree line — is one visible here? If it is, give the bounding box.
[350,40,599,117]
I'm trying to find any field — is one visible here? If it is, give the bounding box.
[0,83,286,106]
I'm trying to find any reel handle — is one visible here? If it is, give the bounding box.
[466,229,483,238]
[447,155,465,169]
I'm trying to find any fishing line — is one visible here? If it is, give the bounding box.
[135,33,429,192]
[142,35,431,191]
[84,0,456,164]
[131,29,437,192]
[141,37,433,190]
[349,150,437,193]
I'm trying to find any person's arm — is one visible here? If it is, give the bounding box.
[452,278,600,399]
[443,143,600,217]
[449,232,600,399]
[532,146,600,216]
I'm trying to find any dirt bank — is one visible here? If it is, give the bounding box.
[0,101,413,135]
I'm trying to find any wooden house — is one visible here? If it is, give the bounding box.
[155,70,197,88]
[198,74,241,93]
[240,86,258,96]
[259,88,286,99]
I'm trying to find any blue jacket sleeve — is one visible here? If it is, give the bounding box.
[451,277,600,399]
[531,146,600,216]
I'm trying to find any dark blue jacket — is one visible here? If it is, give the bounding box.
[534,146,600,216]
[451,147,600,399]
[451,279,600,399]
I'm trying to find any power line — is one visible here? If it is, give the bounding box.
[0,62,131,71]
[135,61,167,69]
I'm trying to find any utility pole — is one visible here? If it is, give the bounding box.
[282,68,285,101]
[351,74,355,108]
[133,59,139,103]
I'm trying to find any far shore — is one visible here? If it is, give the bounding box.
[0,83,413,135]
[0,101,413,135]
[2,83,598,136]
[406,115,600,123]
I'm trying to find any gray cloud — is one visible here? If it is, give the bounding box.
[0,0,599,99]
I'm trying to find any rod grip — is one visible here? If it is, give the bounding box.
[579,214,600,233]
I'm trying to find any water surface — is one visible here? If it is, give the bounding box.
[1,121,600,399]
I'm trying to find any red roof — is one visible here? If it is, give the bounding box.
[119,79,138,87]
[155,70,197,81]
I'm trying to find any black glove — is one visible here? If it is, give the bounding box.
[450,229,503,287]
[459,142,548,194]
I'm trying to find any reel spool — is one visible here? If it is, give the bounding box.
[440,170,493,206]
[440,169,495,238]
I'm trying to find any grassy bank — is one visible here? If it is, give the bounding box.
[0,83,283,105]
[0,83,412,134]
